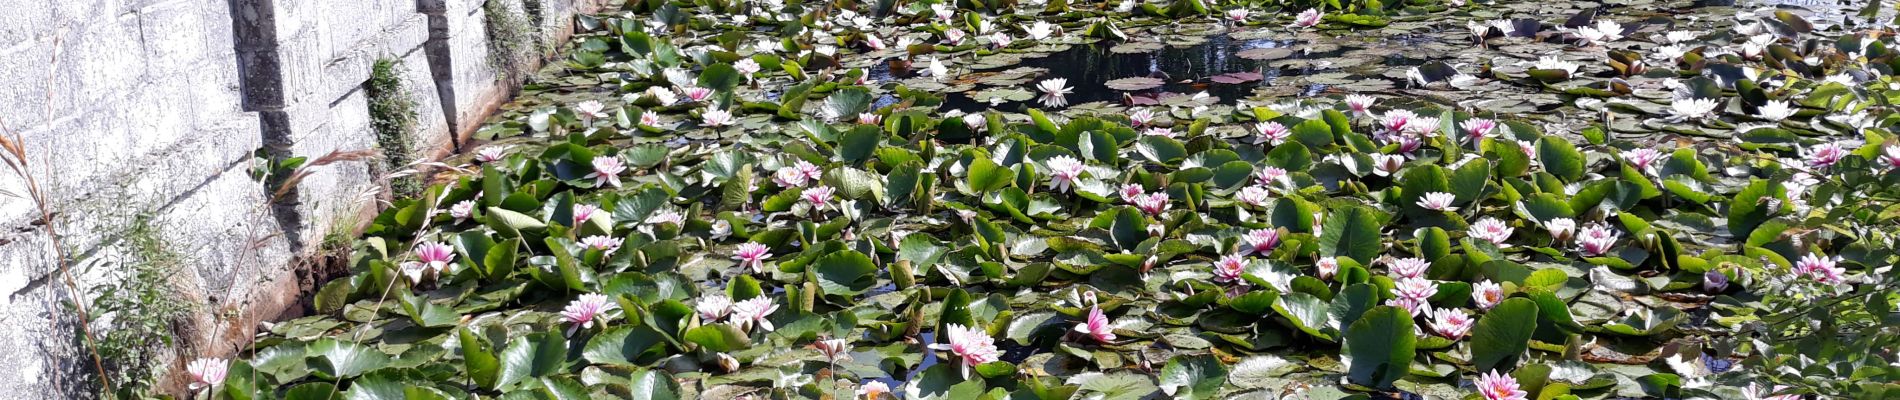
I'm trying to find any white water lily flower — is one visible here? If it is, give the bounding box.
[926,57,949,81]
[1025,21,1057,40]
[1651,44,1688,62]
[702,108,736,127]
[1756,99,1795,120]
[1533,56,1580,76]
[1035,78,1073,108]
[1575,19,1623,46]
[930,3,954,21]
[1225,8,1250,22]
[1670,97,1720,120]
[1290,8,1321,28]
[1664,30,1698,43]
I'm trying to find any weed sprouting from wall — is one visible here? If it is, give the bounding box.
[483,0,539,81]
[88,218,191,399]
[367,58,421,199]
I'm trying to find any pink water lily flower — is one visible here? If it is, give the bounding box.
[1212,254,1248,284]
[680,86,714,102]
[858,112,882,125]
[1795,253,1845,285]
[1074,306,1116,343]
[802,185,837,210]
[1416,192,1457,211]
[1468,217,1513,245]
[701,108,736,127]
[1381,109,1417,133]
[1142,127,1175,138]
[1804,142,1848,169]
[586,156,627,188]
[1392,277,1439,301]
[1236,186,1272,207]
[1477,370,1529,400]
[1431,308,1474,339]
[1129,109,1156,127]
[1046,156,1085,192]
[1133,192,1171,216]
[1472,280,1504,310]
[859,381,892,399]
[415,242,455,270]
[734,242,772,273]
[1461,118,1497,144]
[1255,166,1290,187]
[448,200,475,221]
[1241,228,1281,256]
[1290,8,1322,28]
[562,293,617,335]
[730,296,780,333]
[1576,224,1618,256]
[1386,296,1429,317]
[1316,257,1339,280]
[186,357,229,391]
[1345,94,1376,116]
[1544,218,1576,243]
[1254,121,1291,146]
[1225,8,1250,22]
[639,110,662,128]
[1405,117,1441,137]
[697,294,733,322]
[572,204,599,227]
[474,146,508,163]
[1389,257,1431,279]
[1119,184,1147,203]
[579,235,623,254]
[1878,145,1900,170]
[1371,153,1405,177]
[1625,148,1665,174]
[929,323,1001,378]
[815,338,851,361]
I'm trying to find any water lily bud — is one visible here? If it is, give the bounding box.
[717,353,741,372]
[1703,270,1729,293]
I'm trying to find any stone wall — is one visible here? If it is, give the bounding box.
[0,0,606,396]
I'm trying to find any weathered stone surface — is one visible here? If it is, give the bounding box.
[0,0,607,397]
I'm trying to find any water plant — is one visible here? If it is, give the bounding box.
[200,0,1900,398]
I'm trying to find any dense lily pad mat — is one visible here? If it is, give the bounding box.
[199,0,1900,398]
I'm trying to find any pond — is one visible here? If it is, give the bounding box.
[221,0,1900,399]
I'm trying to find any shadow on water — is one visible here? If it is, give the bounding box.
[943,34,1298,112]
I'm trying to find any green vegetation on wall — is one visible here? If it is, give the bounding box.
[88,218,191,399]
[367,58,422,199]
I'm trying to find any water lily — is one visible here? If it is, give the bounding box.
[1466,217,1512,244]
[734,58,761,78]
[1120,184,1147,203]
[1533,56,1580,76]
[865,33,886,50]
[1406,117,1441,137]
[1803,142,1848,169]
[802,185,837,210]
[702,108,736,127]
[644,86,679,106]
[852,112,884,127]
[1213,254,1247,284]
[1345,94,1376,116]
[987,32,1013,49]
[561,293,617,335]
[1460,118,1496,145]
[929,323,1001,378]
[1035,78,1074,108]
[1074,306,1116,343]
[815,338,851,361]
[580,235,623,254]
[1133,192,1171,216]
[187,357,228,391]
[1466,20,1491,42]
[414,242,455,272]
[1416,192,1457,211]
[925,57,949,81]
[474,146,508,163]
[1472,280,1504,310]
[1371,153,1405,177]
[1255,166,1290,188]
[1381,109,1416,132]
[680,86,714,103]
[859,381,892,399]
[775,166,811,188]
[1254,121,1291,146]
[1389,257,1431,279]
[1431,308,1474,339]
[1143,127,1175,138]
[1225,8,1249,22]
[1290,8,1321,28]
[731,297,780,332]
[1129,109,1156,127]
[1476,370,1529,400]
[1703,270,1729,293]
[1025,21,1057,40]
[575,100,609,120]
[1544,218,1576,243]
[1241,228,1281,256]
[639,110,662,127]
[1392,277,1439,301]
[1046,156,1085,192]
[644,210,683,226]
[697,294,733,321]
[586,156,627,188]
[1316,257,1339,280]
[1652,44,1688,62]
[1664,30,1698,43]
[1756,99,1795,120]
[1795,253,1845,285]
[1385,296,1429,317]
[1577,224,1618,256]
[1624,148,1665,174]
[942,28,967,46]
[1670,97,1719,120]
[448,200,475,221]
[1236,186,1271,207]
[963,113,988,133]
[1575,19,1623,46]
[930,3,954,21]
[733,242,772,273]
[1881,145,1900,170]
